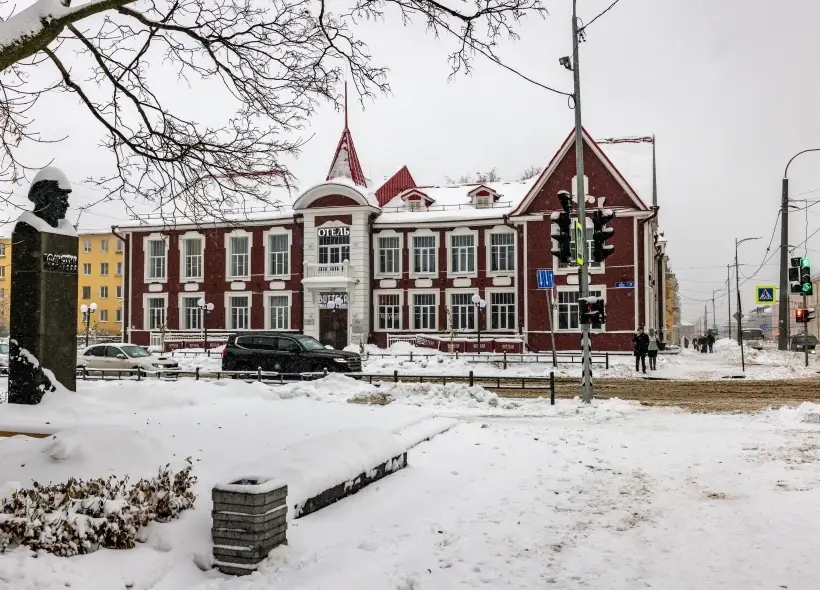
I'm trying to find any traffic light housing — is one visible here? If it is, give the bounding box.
[551,190,573,265]
[591,209,615,263]
[578,296,606,325]
[795,308,816,323]
[790,257,813,295]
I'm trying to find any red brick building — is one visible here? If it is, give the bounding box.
[117,121,668,352]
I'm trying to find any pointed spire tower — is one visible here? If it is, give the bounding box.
[326,82,367,187]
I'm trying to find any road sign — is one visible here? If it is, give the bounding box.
[615,281,634,288]
[536,269,554,289]
[755,285,776,305]
[761,323,769,331]
[733,312,743,321]
[574,220,584,266]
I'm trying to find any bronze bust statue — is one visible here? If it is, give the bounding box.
[26,167,72,229]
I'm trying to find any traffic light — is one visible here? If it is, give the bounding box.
[800,258,813,296]
[591,209,615,263]
[790,257,802,293]
[551,190,573,265]
[578,296,606,325]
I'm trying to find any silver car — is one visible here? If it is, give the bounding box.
[77,343,179,374]
[0,342,8,374]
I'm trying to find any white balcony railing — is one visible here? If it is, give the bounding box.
[303,261,353,280]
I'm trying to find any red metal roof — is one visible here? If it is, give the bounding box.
[325,82,367,187]
[375,165,417,206]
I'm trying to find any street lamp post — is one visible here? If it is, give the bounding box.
[80,302,97,347]
[736,236,761,372]
[471,293,488,354]
[780,149,820,350]
[197,298,215,356]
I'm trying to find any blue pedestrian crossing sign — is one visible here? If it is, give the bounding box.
[536,269,554,289]
[755,285,776,305]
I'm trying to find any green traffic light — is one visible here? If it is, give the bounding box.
[801,257,811,267]
[803,283,813,293]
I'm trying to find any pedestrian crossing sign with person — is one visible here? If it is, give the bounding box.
[755,285,776,305]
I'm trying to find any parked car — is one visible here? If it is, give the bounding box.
[790,334,818,354]
[0,342,8,374]
[221,332,362,373]
[77,343,180,374]
[742,329,765,350]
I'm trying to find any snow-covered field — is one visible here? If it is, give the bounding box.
[1,374,820,589]
[170,338,820,381]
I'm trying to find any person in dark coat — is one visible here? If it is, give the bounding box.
[633,326,649,374]
[700,333,708,353]
[684,336,689,349]
[707,330,715,353]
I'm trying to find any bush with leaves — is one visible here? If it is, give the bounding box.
[0,459,196,556]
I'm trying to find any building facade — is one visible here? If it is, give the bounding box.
[119,123,667,352]
[77,232,126,336]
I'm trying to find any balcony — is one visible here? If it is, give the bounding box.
[302,261,356,288]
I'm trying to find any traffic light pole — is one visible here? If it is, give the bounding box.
[571,0,592,403]
[779,177,789,350]
[804,294,809,367]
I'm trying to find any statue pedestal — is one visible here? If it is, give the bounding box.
[9,222,78,403]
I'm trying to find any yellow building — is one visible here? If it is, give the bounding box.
[0,236,11,336]
[77,231,125,337]
[665,268,681,344]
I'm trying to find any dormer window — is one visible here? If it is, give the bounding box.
[468,186,500,208]
[407,197,424,211]
[398,188,433,211]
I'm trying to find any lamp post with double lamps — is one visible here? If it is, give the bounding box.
[471,293,487,353]
[80,302,97,347]
[197,298,215,356]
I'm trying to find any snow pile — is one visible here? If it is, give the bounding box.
[376,381,518,410]
[764,402,820,428]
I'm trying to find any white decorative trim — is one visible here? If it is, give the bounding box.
[554,284,607,333]
[263,226,292,281]
[263,290,293,330]
[484,287,518,332]
[380,279,397,288]
[224,229,253,281]
[415,278,433,288]
[142,292,168,331]
[523,221,529,341]
[372,289,404,332]
[485,225,516,278]
[633,216,639,330]
[292,182,374,210]
[408,228,439,279]
[184,283,200,292]
[373,229,403,279]
[407,289,439,332]
[446,227,479,279]
[143,233,168,284]
[148,283,162,293]
[178,231,205,282]
[177,291,205,330]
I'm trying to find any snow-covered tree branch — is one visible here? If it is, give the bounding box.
[0,0,545,219]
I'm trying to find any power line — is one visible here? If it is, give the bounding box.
[579,0,622,31]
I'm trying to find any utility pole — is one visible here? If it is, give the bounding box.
[735,238,746,371]
[727,264,732,339]
[711,290,717,330]
[571,0,592,403]
[779,177,789,350]
[703,304,707,334]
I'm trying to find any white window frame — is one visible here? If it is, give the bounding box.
[554,285,607,333]
[408,289,438,332]
[99,309,109,322]
[409,230,438,279]
[224,230,252,281]
[553,217,605,275]
[100,262,109,276]
[224,292,252,330]
[373,230,403,278]
[0,243,6,257]
[116,261,123,276]
[263,227,292,280]
[485,288,517,332]
[100,285,108,299]
[143,233,168,283]
[100,239,109,252]
[143,293,168,331]
[116,239,124,253]
[0,267,6,280]
[179,231,205,282]
[263,291,293,330]
[115,308,123,323]
[116,285,123,299]
[446,288,477,332]
[446,228,478,279]
[178,292,205,331]
[486,227,516,277]
[82,263,91,276]
[83,240,91,253]
[372,289,403,332]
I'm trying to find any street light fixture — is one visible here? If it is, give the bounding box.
[471,293,488,354]
[197,298,215,356]
[326,296,344,311]
[80,302,97,347]
[735,236,761,372]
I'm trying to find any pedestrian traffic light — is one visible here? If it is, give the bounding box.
[790,257,802,293]
[551,190,573,265]
[591,209,615,263]
[578,296,605,325]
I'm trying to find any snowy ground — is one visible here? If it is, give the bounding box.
[2,375,820,589]
[170,338,820,381]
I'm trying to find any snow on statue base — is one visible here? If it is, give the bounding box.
[8,167,79,403]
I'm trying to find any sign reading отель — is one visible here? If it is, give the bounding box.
[317,227,350,238]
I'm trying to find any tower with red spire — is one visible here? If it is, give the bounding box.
[326,82,368,187]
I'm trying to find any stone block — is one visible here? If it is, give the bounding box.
[213,512,286,532]
[212,523,287,545]
[212,479,287,508]
[213,533,288,561]
[214,561,259,576]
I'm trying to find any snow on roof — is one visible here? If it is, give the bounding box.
[597,141,654,204]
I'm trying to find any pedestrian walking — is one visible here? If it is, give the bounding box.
[633,326,649,374]
[700,333,708,353]
[647,328,659,370]
[684,336,689,349]
[707,330,715,353]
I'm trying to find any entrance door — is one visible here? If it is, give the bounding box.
[319,309,348,350]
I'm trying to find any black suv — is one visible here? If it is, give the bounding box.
[221,332,362,373]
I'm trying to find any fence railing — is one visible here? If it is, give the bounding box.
[303,261,352,280]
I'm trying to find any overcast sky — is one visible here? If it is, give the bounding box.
[6,0,820,325]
